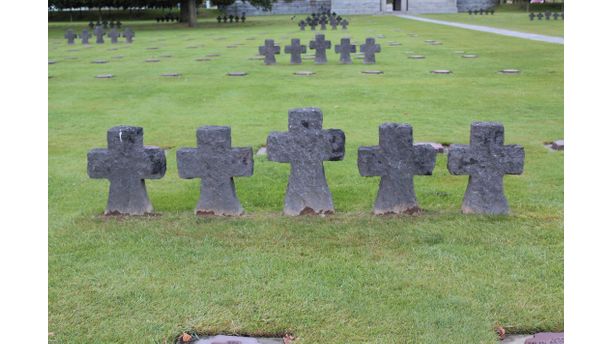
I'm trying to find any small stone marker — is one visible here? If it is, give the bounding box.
[358,123,436,214]
[499,69,520,74]
[431,70,452,74]
[195,57,211,61]
[319,17,328,30]
[298,20,306,31]
[362,70,383,74]
[160,73,181,77]
[87,126,166,215]
[146,47,159,50]
[537,12,544,20]
[80,29,91,44]
[551,139,564,150]
[108,28,120,44]
[205,54,220,58]
[294,71,315,76]
[309,34,331,64]
[330,16,338,30]
[553,12,560,20]
[227,71,248,76]
[91,59,109,64]
[360,38,381,65]
[48,60,56,64]
[447,122,525,214]
[524,332,564,344]
[308,19,317,31]
[64,29,77,45]
[284,38,307,64]
[462,54,478,58]
[177,126,253,216]
[123,28,135,43]
[94,26,105,44]
[145,58,160,63]
[267,107,345,216]
[340,19,349,30]
[259,39,281,65]
[194,335,262,344]
[529,12,535,21]
[409,55,425,59]
[95,74,113,79]
[335,37,356,64]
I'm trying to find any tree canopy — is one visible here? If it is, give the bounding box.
[49,0,283,11]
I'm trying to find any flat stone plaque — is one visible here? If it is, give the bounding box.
[551,139,564,150]
[95,74,113,78]
[160,73,181,77]
[524,332,564,344]
[91,59,109,64]
[227,72,248,76]
[499,69,521,74]
[462,54,478,58]
[431,70,452,74]
[195,57,211,61]
[159,54,172,58]
[145,59,160,63]
[146,47,159,50]
[362,70,384,74]
[294,71,315,76]
[409,55,425,59]
[206,54,220,57]
[49,60,56,64]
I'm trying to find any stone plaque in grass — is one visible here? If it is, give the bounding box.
[49,60,57,64]
[462,54,478,58]
[195,57,211,62]
[95,74,113,79]
[160,73,181,77]
[146,47,159,50]
[362,70,384,74]
[524,332,564,344]
[205,54,220,58]
[431,70,452,74]
[551,140,564,150]
[499,69,520,74]
[409,55,425,59]
[294,71,315,76]
[159,54,172,58]
[91,59,109,64]
[145,58,160,63]
[227,72,248,76]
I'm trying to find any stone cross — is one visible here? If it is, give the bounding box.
[545,11,551,20]
[447,122,524,215]
[537,12,543,20]
[88,21,95,29]
[553,12,559,20]
[340,19,349,30]
[123,28,134,43]
[308,19,318,31]
[266,107,345,216]
[80,29,91,45]
[102,20,108,29]
[284,39,307,64]
[259,39,281,65]
[319,17,328,30]
[360,38,381,64]
[94,26,105,44]
[529,12,535,21]
[177,126,253,216]
[87,126,166,215]
[330,16,338,30]
[309,34,331,64]
[358,123,436,214]
[108,28,120,44]
[64,29,77,45]
[298,20,306,31]
[335,38,356,64]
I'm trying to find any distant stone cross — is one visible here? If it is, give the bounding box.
[529,12,535,21]
[108,28,120,44]
[358,123,437,214]
[309,34,331,64]
[298,20,306,31]
[319,17,328,30]
[537,12,543,20]
[340,19,349,30]
[553,12,559,20]
[360,38,381,64]
[259,39,280,65]
[267,107,345,216]
[87,126,167,215]
[284,39,307,64]
[64,29,77,45]
[308,19,317,31]
[447,122,524,215]
[335,38,356,64]
[94,26,105,44]
[80,29,91,45]
[177,126,254,216]
[123,28,134,43]
[330,16,338,30]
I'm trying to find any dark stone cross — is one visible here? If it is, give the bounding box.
[340,19,349,30]
[266,107,345,216]
[537,12,544,20]
[553,12,560,20]
[529,12,535,21]
[177,126,254,216]
[258,39,281,65]
[319,17,328,30]
[360,38,381,64]
[308,19,318,31]
[545,11,551,20]
[330,16,338,30]
[335,38,356,64]
[102,20,108,29]
[123,28,134,43]
[94,26,105,44]
[87,126,166,215]
[64,29,77,45]
[358,123,436,214]
[284,38,307,64]
[298,20,306,31]
[80,29,91,45]
[88,21,95,29]
[309,34,331,64]
[108,28,120,44]
[447,122,525,215]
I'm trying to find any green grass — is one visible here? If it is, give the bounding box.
[420,12,564,37]
[48,15,563,343]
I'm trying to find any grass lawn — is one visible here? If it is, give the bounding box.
[420,12,564,37]
[48,14,563,343]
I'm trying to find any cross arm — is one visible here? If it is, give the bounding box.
[499,145,525,175]
[447,144,475,175]
[176,148,202,179]
[87,148,111,179]
[357,146,384,177]
[266,132,292,163]
[323,129,345,161]
[411,144,437,176]
[228,147,254,177]
[139,146,166,179]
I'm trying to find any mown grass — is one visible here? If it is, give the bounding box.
[48,14,563,343]
[420,12,564,37]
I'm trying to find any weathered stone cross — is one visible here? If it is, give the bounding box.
[123,28,135,43]
[309,34,331,64]
[308,19,318,31]
[259,39,280,65]
[80,29,91,45]
[177,126,253,216]
[94,26,105,44]
[335,38,356,64]
[108,28,121,44]
[340,19,349,30]
[298,20,306,31]
[330,16,338,30]
[358,123,436,214]
[319,17,328,30]
[447,122,524,214]
[360,38,381,64]
[267,108,345,216]
[87,126,167,215]
[284,38,307,64]
[64,29,77,45]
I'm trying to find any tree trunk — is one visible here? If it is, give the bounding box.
[180,1,189,23]
[187,0,197,27]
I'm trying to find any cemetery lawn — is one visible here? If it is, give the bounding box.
[48,15,563,343]
[420,13,564,37]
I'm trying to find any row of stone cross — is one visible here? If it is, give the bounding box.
[217,14,247,23]
[65,27,135,45]
[87,108,525,217]
[529,12,564,21]
[467,9,495,15]
[88,19,122,30]
[155,14,180,23]
[259,36,381,65]
[299,17,349,31]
